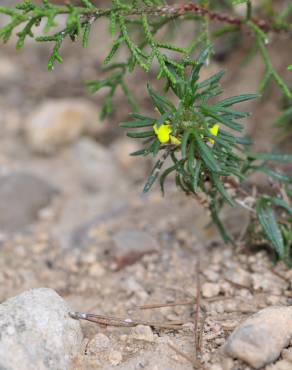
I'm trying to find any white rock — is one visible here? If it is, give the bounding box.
[282,347,292,362]
[87,333,110,354]
[267,360,292,370]
[209,364,223,370]
[108,350,123,366]
[0,288,83,370]
[130,325,155,342]
[224,306,292,369]
[202,282,220,298]
[225,267,251,287]
[26,99,101,154]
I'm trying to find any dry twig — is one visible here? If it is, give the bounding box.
[69,311,186,330]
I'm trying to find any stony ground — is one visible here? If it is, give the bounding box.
[0,5,291,370]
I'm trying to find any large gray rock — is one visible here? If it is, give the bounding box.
[0,288,83,370]
[224,306,292,368]
[0,172,58,232]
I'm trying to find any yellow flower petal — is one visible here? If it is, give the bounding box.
[209,123,219,137]
[208,123,219,145]
[170,135,181,145]
[153,123,172,143]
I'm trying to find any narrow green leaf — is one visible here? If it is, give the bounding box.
[127,131,155,138]
[211,174,235,206]
[250,166,292,183]
[147,84,175,114]
[247,152,292,163]
[201,106,243,131]
[210,201,233,243]
[195,136,221,173]
[143,151,169,193]
[130,148,150,156]
[193,159,202,193]
[160,164,177,195]
[198,70,225,89]
[256,198,285,259]
[216,94,258,107]
[181,129,193,159]
[120,119,154,128]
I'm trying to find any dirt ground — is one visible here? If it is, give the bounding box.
[0,5,291,370]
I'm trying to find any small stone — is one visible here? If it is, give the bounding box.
[203,269,220,282]
[267,360,292,370]
[225,267,251,287]
[80,252,96,265]
[282,348,292,362]
[130,325,155,342]
[108,350,122,366]
[72,137,123,191]
[266,295,282,305]
[0,172,58,232]
[202,282,220,298]
[113,229,160,255]
[224,306,292,368]
[209,364,223,370]
[221,357,234,370]
[89,263,105,277]
[0,288,83,370]
[123,277,148,300]
[25,99,101,154]
[87,333,110,354]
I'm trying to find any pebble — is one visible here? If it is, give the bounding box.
[25,99,101,154]
[87,333,110,354]
[225,267,251,287]
[0,288,83,370]
[0,172,58,232]
[267,360,292,370]
[72,137,123,191]
[202,282,220,298]
[113,229,160,255]
[224,306,292,368]
[282,347,292,362]
[108,350,123,366]
[129,325,155,342]
[89,263,106,277]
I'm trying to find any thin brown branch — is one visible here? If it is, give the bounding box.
[128,3,289,33]
[69,311,187,330]
[138,300,195,309]
[168,343,206,369]
[194,260,202,358]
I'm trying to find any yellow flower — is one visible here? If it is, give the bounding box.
[153,123,181,145]
[153,123,172,143]
[208,123,219,145]
[170,135,181,145]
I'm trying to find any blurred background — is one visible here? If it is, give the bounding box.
[0,1,291,369]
